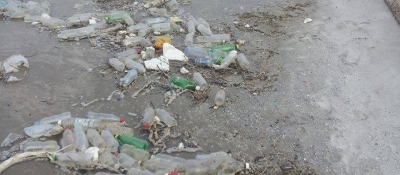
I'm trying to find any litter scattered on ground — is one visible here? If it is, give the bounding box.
[304,17,313,23]
[1,55,29,74]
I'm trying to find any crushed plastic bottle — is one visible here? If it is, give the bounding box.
[74,124,89,152]
[195,151,229,159]
[20,140,60,152]
[171,77,197,91]
[118,152,140,169]
[121,58,146,73]
[87,129,107,151]
[99,151,119,168]
[120,68,139,87]
[236,53,250,70]
[184,33,194,46]
[210,44,238,53]
[60,127,77,152]
[105,123,134,136]
[151,22,171,33]
[51,152,95,166]
[196,34,231,44]
[142,107,156,130]
[109,58,125,71]
[40,14,66,29]
[87,112,125,123]
[192,72,209,91]
[34,111,71,125]
[155,108,177,127]
[59,118,120,129]
[101,130,119,152]
[148,8,168,17]
[186,20,196,34]
[165,0,179,11]
[66,13,92,27]
[122,36,153,47]
[119,144,150,161]
[23,124,63,138]
[116,135,149,151]
[214,89,226,107]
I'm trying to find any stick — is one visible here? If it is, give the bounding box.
[132,81,152,98]
[0,151,48,174]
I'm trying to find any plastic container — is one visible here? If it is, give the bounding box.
[20,140,60,152]
[57,26,95,39]
[170,21,183,32]
[196,24,212,36]
[127,23,148,33]
[219,50,238,68]
[35,111,71,125]
[115,49,141,59]
[155,109,177,127]
[109,58,125,72]
[186,20,196,34]
[195,151,229,159]
[127,167,156,175]
[142,107,156,130]
[74,125,89,152]
[184,33,194,46]
[154,153,186,164]
[23,124,63,139]
[165,0,179,11]
[214,89,226,106]
[151,22,171,33]
[188,15,199,27]
[60,127,77,152]
[40,16,66,29]
[148,8,168,17]
[192,72,209,91]
[87,129,107,150]
[143,159,179,174]
[119,144,150,161]
[190,58,212,67]
[123,13,135,26]
[184,46,210,59]
[121,59,146,73]
[105,123,134,136]
[116,135,149,151]
[99,151,118,167]
[146,17,169,25]
[52,152,94,165]
[196,18,210,29]
[171,77,197,91]
[87,112,124,123]
[101,130,119,152]
[138,25,151,36]
[66,13,92,27]
[25,1,50,16]
[120,68,139,87]
[122,37,153,47]
[59,118,107,129]
[196,34,231,44]
[210,44,237,53]
[236,53,250,70]
[5,1,26,18]
[24,14,42,23]
[118,152,140,169]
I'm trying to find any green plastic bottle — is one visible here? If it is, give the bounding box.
[210,44,238,53]
[116,135,149,151]
[171,77,197,91]
[106,12,131,23]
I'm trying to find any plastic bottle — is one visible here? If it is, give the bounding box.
[144,0,166,8]
[35,111,71,125]
[86,129,107,150]
[154,153,186,164]
[116,135,149,151]
[142,107,156,130]
[146,47,156,59]
[24,14,42,23]
[143,159,179,174]
[59,118,107,129]
[118,152,140,169]
[66,13,92,27]
[105,123,134,136]
[219,50,238,68]
[189,58,212,67]
[196,24,212,36]
[115,49,141,59]
[51,152,94,165]
[57,26,95,39]
[40,15,66,29]
[23,124,63,139]
[138,25,151,36]
[20,140,60,152]
[165,0,179,11]
[106,12,131,23]
[120,58,146,73]
[210,44,238,53]
[5,1,26,18]
[120,68,139,87]
[0,1,8,12]
[148,8,168,17]
[196,34,231,44]
[151,22,171,33]
[74,124,89,152]
[195,151,229,159]
[155,109,177,127]
[99,151,119,168]
[60,127,77,152]
[184,33,194,46]
[122,37,153,47]
[146,17,169,25]
[214,89,226,107]
[95,172,123,175]
[236,53,250,70]
[25,1,50,16]
[127,23,148,33]
[192,72,209,91]
[101,130,119,152]
[187,15,199,27]
[119,144,150,161]
[196,18,210,29]
[186,20,195,34]
[123,13,135,26]
[171,77,197,91]
[127,167,157,175]
[170,21,184,33]
[109,58,125,72]
[184,46,210,59]
[87,112,124,123]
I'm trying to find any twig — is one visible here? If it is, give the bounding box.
[81,99,99,107]
[131,81,152,98]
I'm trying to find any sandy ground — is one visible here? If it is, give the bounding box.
[0,0,400,174]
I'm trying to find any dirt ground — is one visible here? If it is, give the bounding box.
[1,0,400,174]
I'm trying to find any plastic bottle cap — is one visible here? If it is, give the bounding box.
[120,118,125,123]
[144,123,151,130]
[57,120,62,125]
[117,145,122,152]
[49,155,57,161]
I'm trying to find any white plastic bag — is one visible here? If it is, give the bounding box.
[163,43,188,62]
[3,55,29,74]
[144,56,169,71]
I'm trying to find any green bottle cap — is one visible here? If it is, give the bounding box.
[49,155,57,161]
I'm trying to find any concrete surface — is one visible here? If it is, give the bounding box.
[385,0,400,23]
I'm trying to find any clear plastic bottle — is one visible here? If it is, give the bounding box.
[148,8,168,17]
[184,33,194,46]
[99,151,119,168]
[5,1,26,18]
[189,58,212,67]
[186,20,196,34]
[143,158,179,174]
[192,72,209,91]
[95,172,123,175]
[87,112,124,123]
[184,46,210,59]
[146,17,170,25]
[127,167,157,175]
[66,13,92,27]
[187,15,199,27]
[196,18,210,29]
[165,0,179,11]
[24,14,42,23]
[23,124,63,139]
[138,25,151,36]
[52,152,94,165]
[87,129,107,151]
[60,127,77,152]
[105,123,134,136]
[115,49,141,59]
[219,50,238,68]
[196,34,231,44]
[119,144,150,161]
[170,21,184,32]
[20,140,60,152]
[120,68,140,87]
[127,23,148,33]
[101,130,119,152]
[109,58,125,72]
[120,59,146,73]
[40,15,66,29]
[122,37,153,47]
[35,111,71,125]
[74,125,89,152]
[57,26,95,39]
[142,107,156,130]
[214,89,226,107]
[154,153,186,164]
[118,152,140,169]
[151,22,171,33]
[195,151,229,159]
[236,53,250,70]
[59,118,105,129]
[123,13,135,26]
[146,47,156,59]
[155,109,177,127]
[196,24,212,36]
